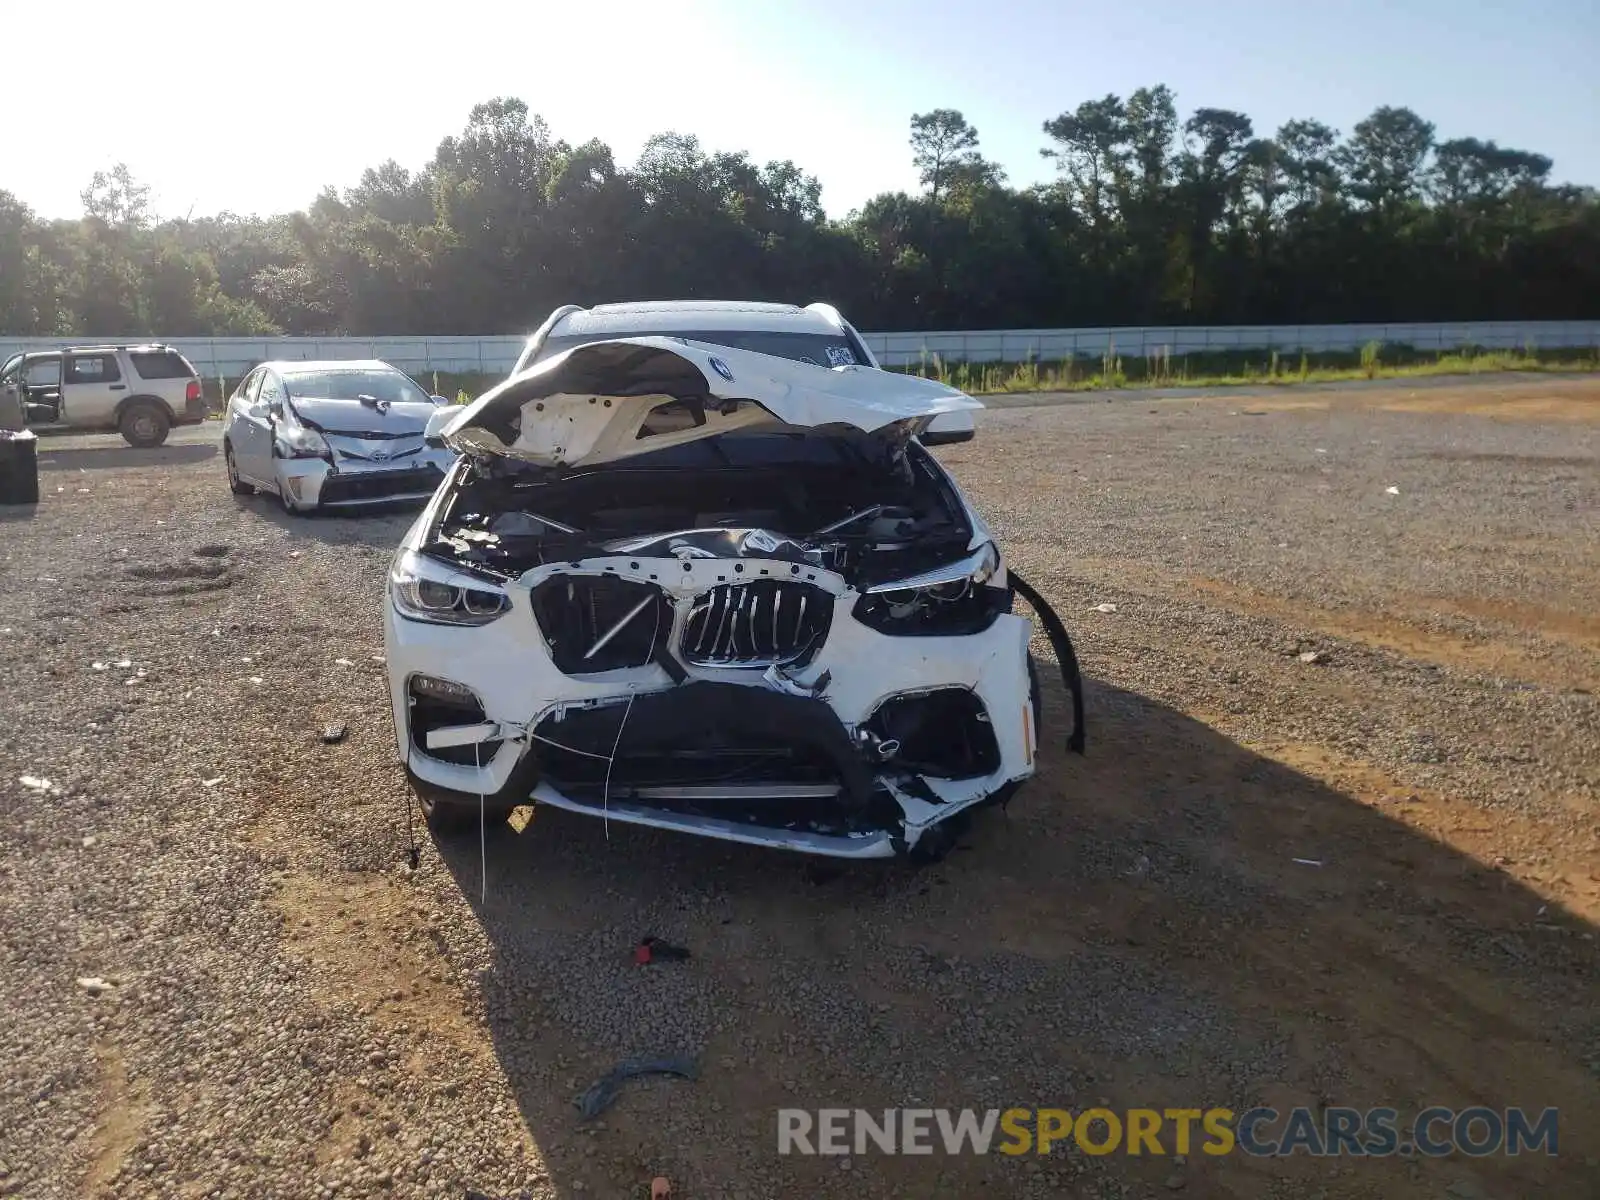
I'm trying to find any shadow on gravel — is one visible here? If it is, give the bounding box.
[36,443,218,471]
[241,495,429,545]
[431,674,1597,1199]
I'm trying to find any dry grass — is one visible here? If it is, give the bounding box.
[905,344,1600,395]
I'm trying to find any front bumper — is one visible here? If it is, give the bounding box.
[384,552,1039,858]
[278,450,453,510]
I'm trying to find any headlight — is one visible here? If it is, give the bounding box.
[275,423,332,460]
[390,549,511,626]
[852,542,1008,636]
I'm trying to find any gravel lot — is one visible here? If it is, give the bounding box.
[2,377,1597,1200]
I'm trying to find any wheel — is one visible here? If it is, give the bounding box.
[410,778,512,837]
[119,400,171,448]
[277,477,310,516]
[908,811,973,865]
[224,443,254,495]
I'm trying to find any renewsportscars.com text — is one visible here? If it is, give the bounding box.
[777,1106,1560,1158]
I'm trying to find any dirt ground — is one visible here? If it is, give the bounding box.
[1,376,1596,1200]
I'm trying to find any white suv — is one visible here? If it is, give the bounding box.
[510,301,977,445]
[389,334,1084,860]
[0,344,206,447]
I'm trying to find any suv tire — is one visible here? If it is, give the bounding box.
[119,400,171,448]
[411,778,513,836]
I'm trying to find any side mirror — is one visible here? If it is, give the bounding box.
[423,407,457,450]
[921,410,977,447]
[430,394,449,406]
[920,428,975,446]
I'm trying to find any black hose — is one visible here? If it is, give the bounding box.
[1010,571,1086,755]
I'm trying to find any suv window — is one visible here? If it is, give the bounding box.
[65,353,122,384]
[0,354,19,384]
[129,350,195,380]
[25,356,62,387]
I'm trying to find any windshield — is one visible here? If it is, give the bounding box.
[282,369,432,405]
[538,329,867,370]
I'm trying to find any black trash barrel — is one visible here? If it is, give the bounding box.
[0,430,40,505]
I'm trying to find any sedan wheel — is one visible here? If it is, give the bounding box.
[225,444,254,495]
[277,476,307,515]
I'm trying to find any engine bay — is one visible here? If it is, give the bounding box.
[426,430,977,587]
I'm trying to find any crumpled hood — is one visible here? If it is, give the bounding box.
[434,337,983,467]
[288,396,440,437]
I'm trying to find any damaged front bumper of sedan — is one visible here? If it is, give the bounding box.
[382,336,1084,858]
[277,434,454,510]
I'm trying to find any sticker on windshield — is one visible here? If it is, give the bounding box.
[825,345,857,367]
[708,355,735,382]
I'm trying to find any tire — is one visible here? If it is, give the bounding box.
[119,400,171,448]
[277,476,310,516]
[908,811,974,865]
[224,443,254,495]
[411,778,512,837]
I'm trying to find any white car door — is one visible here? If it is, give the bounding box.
[0,354,22,430]
[60,352,126,426]
[22,354,63,423]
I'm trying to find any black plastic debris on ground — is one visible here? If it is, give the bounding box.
[576,1055,699,1120]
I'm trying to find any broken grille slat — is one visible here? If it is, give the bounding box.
[679,580,831,668]
[688,598,714,655]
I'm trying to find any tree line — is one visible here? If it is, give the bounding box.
[2,90,1596,339]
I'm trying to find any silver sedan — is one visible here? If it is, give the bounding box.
[222,360,456,513]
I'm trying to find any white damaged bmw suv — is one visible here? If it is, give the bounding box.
[383,336,1083,860]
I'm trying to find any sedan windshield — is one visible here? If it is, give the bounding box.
[539,329,865,370]
[283,369,431,405]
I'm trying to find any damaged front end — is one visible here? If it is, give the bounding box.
[383,337,1083,859]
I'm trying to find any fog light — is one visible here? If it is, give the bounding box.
[410,674,477,703]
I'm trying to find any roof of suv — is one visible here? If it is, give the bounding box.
[45,343,183,356]
[552,301,845,338]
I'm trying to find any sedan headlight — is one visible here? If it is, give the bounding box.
[852,542,1008,636]
[275,423,332,460]
[390,549,511,626]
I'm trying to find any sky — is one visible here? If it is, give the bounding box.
[8,0,1598,222]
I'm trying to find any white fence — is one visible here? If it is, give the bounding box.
[3,321,1597,377]
[867,320,1600,367]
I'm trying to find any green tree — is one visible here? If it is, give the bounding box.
[1041,94,1128,235]
[80,163,151,228]
[1,91,1596,339]
[1336,106,1435,213]
[909,110,981,205]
